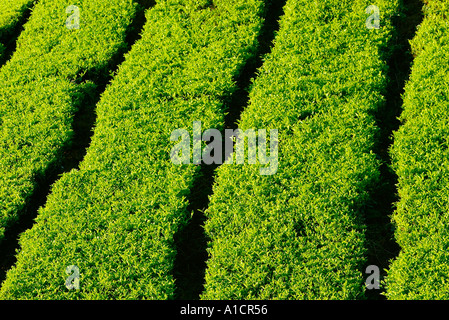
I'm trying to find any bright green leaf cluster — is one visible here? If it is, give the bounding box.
[201,0,399,300]
[0,0,36,61]
[0,0,35,34]
[0,0,266,299]
[384,0,449,299]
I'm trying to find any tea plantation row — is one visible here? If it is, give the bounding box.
[0,0,268,299]
[0,0,143,245]
[0,0,445,300]
[201,0,399,299]
[0,0,36,60]
[384,0,449,299]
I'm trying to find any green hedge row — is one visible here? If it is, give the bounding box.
[201,0,399,299]
[0,0,36,60]
[0,0,34,32]
[0,0,139,84]
[0,0,140,243]
[0,0,266,299]
[384,0,449,299]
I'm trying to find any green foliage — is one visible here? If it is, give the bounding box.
[0,0,138,83]
[0,0,36,62]
[384,0,449,299]
[0,0,35,38]
[200,0,399,299]
[0,79,78,241]
[0,0,140,243]
[0,0,266,299]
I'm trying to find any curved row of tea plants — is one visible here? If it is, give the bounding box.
[201,0,399,299]
[0,0,267,299]
[0,0,140,243]
[384,0,449,299]
[0,0,36,60]
[0,0,34,33]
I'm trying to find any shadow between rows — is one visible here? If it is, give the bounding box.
[363,0,423,300]
[172,0,287,300]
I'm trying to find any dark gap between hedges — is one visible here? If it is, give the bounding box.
[364,0,423,300]
[172,0,287,300]
[0,1,36,68]
[0,0,155,286]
